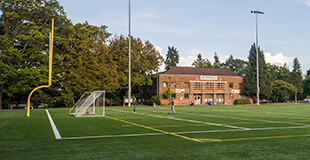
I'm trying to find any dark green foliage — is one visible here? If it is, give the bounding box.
[302,69,310,99]
[151,95,161,105]
[243,44,271,102]
[192,53,206,67]
[0,0,71,109]
[165,46,179,69]
[223,54,247,75]
[234,99,251,104]
[270,80,297,103]
[289,58,303,102]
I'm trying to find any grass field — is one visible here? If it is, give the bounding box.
[2,104,310,159]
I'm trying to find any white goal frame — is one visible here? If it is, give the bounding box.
[69,90,105,117]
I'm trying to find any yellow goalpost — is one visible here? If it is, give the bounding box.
[27,18,54,117]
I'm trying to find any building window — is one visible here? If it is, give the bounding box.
[239,94,243,99]
[239,83,243,89]
[171,82,177,88]
[205,94,213,103]
[184,93,189,99]
[195,82,201,89]
[184,82,189,88]
[206,82,211,89]
[163,82,168,88]
[229,93,234,99]
[218,83,224,89]
[163,94,168,99]
[229,83,233,88]
[172,93,176,99]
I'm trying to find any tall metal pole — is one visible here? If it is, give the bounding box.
[128,0,131,106]
[251,10,264,106]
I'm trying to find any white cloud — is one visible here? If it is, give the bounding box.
[179,56,196,66]
[155,46,166,72]
[264,52,294,66]
[296,0,310,6]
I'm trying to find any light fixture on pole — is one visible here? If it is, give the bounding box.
[128,0,131,106]
[250,10,264,106]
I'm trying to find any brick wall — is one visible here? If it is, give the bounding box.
[158,74,252,105]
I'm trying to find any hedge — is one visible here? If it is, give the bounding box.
[234,99,251,105]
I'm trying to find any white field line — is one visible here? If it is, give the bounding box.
[223,111,310,121]
[61,132,166,140]
[45,109,62,139]
[183,112,309,126]
[108,109,250,130]
[61,124,310,140]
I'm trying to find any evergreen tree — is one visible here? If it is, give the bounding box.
[279,63,291,82]
[214,52,220,64]
[192,53,206,67]
[165,46,179,69]
[290,58,303,102]
[243,44,271,102]
[302,69,310,98]
[213,52,222,68]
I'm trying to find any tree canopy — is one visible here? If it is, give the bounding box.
[165,46,179,69]
[243,44,271,102]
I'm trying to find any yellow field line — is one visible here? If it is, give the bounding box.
[105,116,202,143]
[122,119,310,128]
[199,134,310,142]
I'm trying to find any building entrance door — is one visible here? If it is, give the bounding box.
[205,94,213,104]
[194,94,202,105]
[216,94,225,105]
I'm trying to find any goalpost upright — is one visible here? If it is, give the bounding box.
[27,18,54,117]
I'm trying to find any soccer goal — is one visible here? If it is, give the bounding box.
[69,91,105,117]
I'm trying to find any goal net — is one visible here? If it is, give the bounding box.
[69,91,105,117]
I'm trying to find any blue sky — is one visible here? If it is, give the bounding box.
[59,0,310,74]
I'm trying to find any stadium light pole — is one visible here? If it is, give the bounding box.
[128,0,131,107]
[250,10,264,106]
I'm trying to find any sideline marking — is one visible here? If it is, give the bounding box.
[61,125,310,140]
[210,134,310,142]
[105,116,202,143]
[183,112,309,126]
[62,132,167,140]
[109,109,249,130]
[45,109,61,139]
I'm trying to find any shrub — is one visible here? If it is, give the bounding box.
[234,99,251,105]
[151,96,161,105]
[144,100,153,106]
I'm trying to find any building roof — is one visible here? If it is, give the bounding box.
[159,66,242,77]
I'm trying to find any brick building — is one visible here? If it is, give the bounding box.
[157,66,252,105]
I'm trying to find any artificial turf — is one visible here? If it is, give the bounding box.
[1,104,310,159]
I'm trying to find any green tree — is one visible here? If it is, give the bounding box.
[302,68,310,98]
[163,88,173,104]
[61,22,118,101]
[270,80,297,103]
[223,55,247,75]
[0,0,70,108]
[290,58,303,102]
[165,46,179,69]
[109,35,164,105]
[192,53,206,67]
[243,44,271,102]
[279,63,291,82]
[212,52,222,68]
